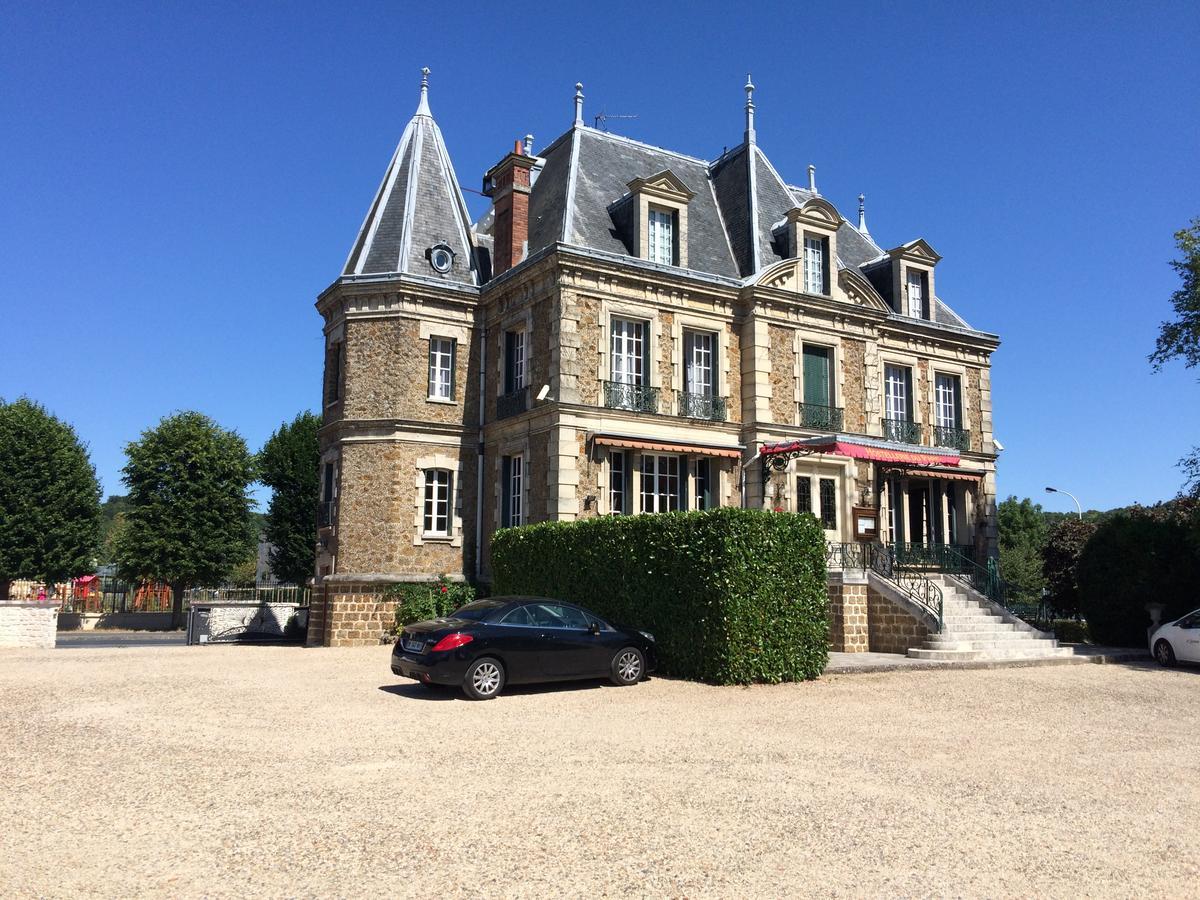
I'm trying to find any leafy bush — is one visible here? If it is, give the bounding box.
[1042,519,1097,618]
[1050,619,1091,644]
[490,507,829,684]
[1078,503,1200,646]
[385,576,476,634]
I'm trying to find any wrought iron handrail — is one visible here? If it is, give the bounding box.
[890,542,976,571]
[676,390,727,421]
[799,403,844,431]
[604,380,660,413]
[497,385,529,419]
[826,542,943,630]
[882,418,923,444]
[936,546,1046,625]
[933,424,971,451]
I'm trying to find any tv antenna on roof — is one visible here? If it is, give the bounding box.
[593,110,638,131]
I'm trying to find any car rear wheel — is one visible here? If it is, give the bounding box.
[1154,639,1176,667]
[463,657,505,700]
[611,647,644,686]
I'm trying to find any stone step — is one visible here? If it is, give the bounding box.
[907,646,1073,661]
[928,630,1044,644]
[924,637,1061,652]
[941,616,1011,628]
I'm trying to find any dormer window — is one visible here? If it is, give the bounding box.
[648,208,674,265]
[624,170,694,268]
[786,198,840,296]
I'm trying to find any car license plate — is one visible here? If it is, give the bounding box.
[402,638,424,653]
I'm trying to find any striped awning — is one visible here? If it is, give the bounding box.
[592,435,743,459]
[887,466,982,482]
[761,435,960,468]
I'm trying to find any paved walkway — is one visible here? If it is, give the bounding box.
[825,644,1149,674]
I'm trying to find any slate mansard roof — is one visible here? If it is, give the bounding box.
[339,73,979,332]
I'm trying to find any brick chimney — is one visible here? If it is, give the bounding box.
[483,140,536,277]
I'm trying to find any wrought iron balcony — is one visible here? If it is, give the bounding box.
[317,501,336,528]
[933,424,971,452]
[676,391,727,421]
[496,385,529,420]
[799,403,844,432]
[882,417,923,444]
[603,380,660,413]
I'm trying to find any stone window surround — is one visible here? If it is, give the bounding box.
[899,261,934,320]
[493,439,529,528]
[878,349,924,428]
[412,451,465,547]
[597,299,665,392]
[420,320,468,406]
[785,199,840,298]
[598,450,727,516]
[767,455,854,541]
[791,327,846,425]
[627,171,694,269]
[926,360,972,434]
[670,312,731,407]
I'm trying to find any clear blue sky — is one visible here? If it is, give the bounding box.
[2,1,1197,512]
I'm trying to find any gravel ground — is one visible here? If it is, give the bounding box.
[1,646,1198,899]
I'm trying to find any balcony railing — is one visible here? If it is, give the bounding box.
[317,501,336,528]
[933,424,971,452]
[603,380,660,413]
[799,403,844,432]
[676,391,727,422]
[496,385,529,420]
[882,417,923,445]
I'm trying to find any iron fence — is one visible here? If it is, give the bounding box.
[676,391,727,421]
[603,380,660,413]
[799,403,844,431]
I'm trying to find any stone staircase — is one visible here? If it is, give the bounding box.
[906,575,1071,661]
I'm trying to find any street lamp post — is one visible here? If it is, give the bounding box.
[1044,486,1082,520]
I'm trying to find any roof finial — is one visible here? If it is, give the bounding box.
[524,134,535,156]
[808,164,818,195]
[744,73,756,144]
[416,66,431,116]
[574,83,584,126]
[857,193,871,238]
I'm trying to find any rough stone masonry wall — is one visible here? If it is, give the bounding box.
[867,585,932,654]
[841,338,867,433]
[827,575,869,652]
[307,583,396,648]
[965,366,984,452]
[768,324,794,425]
[0,602,58,649]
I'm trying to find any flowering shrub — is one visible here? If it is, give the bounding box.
[385,575,476,633]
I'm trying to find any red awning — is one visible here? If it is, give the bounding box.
[761,437,959,468]
[594,436,742,459]
[889,466,982,482]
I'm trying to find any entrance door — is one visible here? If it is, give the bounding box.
[907,484,929,545]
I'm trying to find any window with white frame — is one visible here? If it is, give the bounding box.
[683,330,714,397]
[609,451,627,514]
[502,454,524,527]
[648,208,674,265]
[610,318,646,386]
[640,454,681,513]
[935,373,962,430]
[422,469,452,536]
[884,364,912,422]
[803,235,825,294]
[428,337,455,400]
[504,330,526,394]
[906,269,926,319]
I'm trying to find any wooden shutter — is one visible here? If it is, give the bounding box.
[802,345,831,407]
[501,456,511,526]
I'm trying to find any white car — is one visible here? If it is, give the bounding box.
[1150,609,1200,666]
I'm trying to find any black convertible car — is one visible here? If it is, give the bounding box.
[391,596,657,700]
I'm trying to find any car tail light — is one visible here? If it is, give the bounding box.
[430,633,473,653]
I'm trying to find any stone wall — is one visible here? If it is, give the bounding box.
[827,573,868,652]
[768,324,794,425]
[342,318,476,425]
[866,583,932,654]
[307,582,398,648]
[842,338,867,433]
[0,602,58,649]
[337,440,474,578]
[965,366,983,453]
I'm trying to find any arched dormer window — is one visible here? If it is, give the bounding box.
[784,198,840,297]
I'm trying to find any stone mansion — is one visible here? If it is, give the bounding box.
[309,71,1000,646]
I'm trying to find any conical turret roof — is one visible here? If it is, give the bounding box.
[342,68,477,285]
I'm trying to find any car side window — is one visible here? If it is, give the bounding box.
[526,603,589,629]
[501,606,533,626]
[555,605,590,629]
[1178,612,1200,628]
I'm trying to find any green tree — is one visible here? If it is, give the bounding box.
[256,411,320,585]
[1042,518,1097,618]
[1150,217,1200,496]
[0,398,102,601]
[115,412,256,627]
[997,496,1047,593]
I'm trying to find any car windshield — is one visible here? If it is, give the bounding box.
[449,599,507,622]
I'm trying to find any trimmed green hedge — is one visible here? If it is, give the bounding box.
[491,507,828,684]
